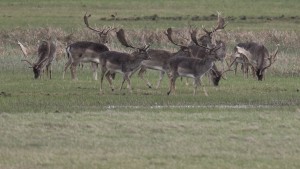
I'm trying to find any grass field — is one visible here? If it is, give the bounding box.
[1,0,300,168]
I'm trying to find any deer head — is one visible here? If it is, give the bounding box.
[21,41,52,79]
[198,11,227,47]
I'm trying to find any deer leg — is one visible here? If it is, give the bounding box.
[200,79,208,97]
[47,64,52,79]
[91,62,98,80]
[234,62,238,75]
[70,63,78,80]
[167,74,177,95]
[100,67,106,94]
[246,65,249,78]
[193,78,200,96]
[105,71,114,92]
[121,73,132,93]
[49,66,52,79]
[120,77,126,91]
[241,64,246,78]
[63,59,72,79]
[138,67,152,88]
[156,71,165,89]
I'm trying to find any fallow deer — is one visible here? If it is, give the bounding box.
[165,20,231,96]
[233,42,279,80]
[20,39,57,79]
[63,41,109,80]
[137,28,193,89]
[98,29,150,93]
[62,13,114,80]
[166,46,226,96]
[200,11,228,47]
[189,28,227,85]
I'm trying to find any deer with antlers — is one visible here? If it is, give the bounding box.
[165,24,232,96]
[137,28,193,89]
[189,29,228,85]
[166,45,226,96]
[19,39,57,79]
[233,42,279,80]
[98,29,150,93]
[200,11,228,46]
[182,12,229,85]
[62,13,115,80]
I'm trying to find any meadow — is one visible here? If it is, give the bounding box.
[0,0,300,168]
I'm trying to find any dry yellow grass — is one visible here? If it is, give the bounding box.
[1,27,299,75]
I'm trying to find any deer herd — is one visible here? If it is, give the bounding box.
[17,12,279,96]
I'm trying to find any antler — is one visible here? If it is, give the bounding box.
[17,41,29,58]
[164,28,189,49]
[215,11,227,32]
[116,29,136,49]
[202,11,227,36]
[189,29,214,50]
[84,13,115,36]
[116,29,151,51]
[235,46,257,68]
[190,29,200,45]
[21,59,33,67]
[260,44,279,74]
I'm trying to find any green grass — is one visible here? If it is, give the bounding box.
[0,0,300,31]
[1,110,300,169]
[0,65,300,113]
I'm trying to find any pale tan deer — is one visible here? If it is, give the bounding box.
[19,39,57,79]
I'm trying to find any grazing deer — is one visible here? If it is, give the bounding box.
[189,28,227,85]
[165,20,231,96]
[230,51,254,78]
[166,46,228,96]
[62,13,114,80]
[233,42,279,80]
[20,39,57,79]
[98,29,150,93]
[171,21,228,86]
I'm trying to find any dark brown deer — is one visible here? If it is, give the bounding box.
[233,42,279,80]
[98,29,150,93]
[62,13,114,80]
[20,39,57,79]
